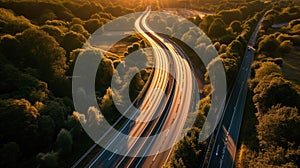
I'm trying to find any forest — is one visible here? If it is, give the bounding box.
[165,0,300,167]
[0,0,299,167]
[236,2,300,167]
[0,0,140,167]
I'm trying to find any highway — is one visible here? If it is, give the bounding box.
[76,7,199,168]
[206,17,264,168]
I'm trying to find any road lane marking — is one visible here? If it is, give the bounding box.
[108,149,118,161]
[152,151,159,161]
[165,129,169,137]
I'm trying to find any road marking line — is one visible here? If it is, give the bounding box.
[165,129,169,137]
[153,151,159,161]
[108,149,118,161]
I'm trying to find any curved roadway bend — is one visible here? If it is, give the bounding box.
[122,9,195,168]
[206,17,264,168]
[86,7,173,167]
[86,7,197,168]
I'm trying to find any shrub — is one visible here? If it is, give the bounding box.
[36,151,58,168]
[279,40,293,53]
[258,34,280,54]
[218,9,243,25]
[0,8,34,35]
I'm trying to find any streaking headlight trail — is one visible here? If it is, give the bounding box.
[72,8,227,158]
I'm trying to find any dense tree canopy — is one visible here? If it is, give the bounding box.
[0,8,34,35]
[16,28,67,81]
[38,115,56,146]
[0,63,49,102]
[0,99,39,152]
[0,0,142,167]
[164,127,205,168]
[208,18,227,39]
[238,2,300,167]
[56,128,73,156]
[36,151,59,168]
[253,75,299,113]
[257,105,300,148]
[1,0,298,167]
[258,34,280,54]
[0,141,21,167]
[230,20,242,34]
[61,31,86,54]
[40,99,68,130]
[218,9,243,25]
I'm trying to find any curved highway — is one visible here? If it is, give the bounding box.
[73,7,198,168]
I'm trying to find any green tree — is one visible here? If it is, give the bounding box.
[257,105,300,148]
[45,19,68,28]
[219,44,227,53]
[165,127,204,168]
[84,18,102,33]
[0,142,21,168]
[38,115,56,147]
[261,18,273,31]
[208,18,227,39]
[71,17,83,25]
[220,53,238,85]
[258,34,280,54]
[240,6,249,19]
[65,114,82,138]
[0,63,49,103]
[218,9,243,25]
[96,56,114,94]
[85,106,104,136]
[61,31,86,54]
[253,76,299,113]
[66,2,104,20]
[39,10,58,24]
[40,100,67,130]
[0,99,39,152]
[70,24,90,39]
[250,145,300,167]
[254,62,282,79]
[0,34,18,58]
[56,128,73,156]
[227,39,243,56]
[0,8,33,35]
[125,67,145,101]
[16,28,67,82]
[288,18,300,28]
[236,144,256,168]
[199,15,216,34]
[36,151,58,168]
[230,20,242,34]
[278,40,293,53]
[40,25,65,43]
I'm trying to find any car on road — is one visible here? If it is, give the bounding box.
[247,46,256,51]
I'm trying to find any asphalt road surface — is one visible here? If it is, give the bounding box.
[80,7,199,168]
[206,17,264,168]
